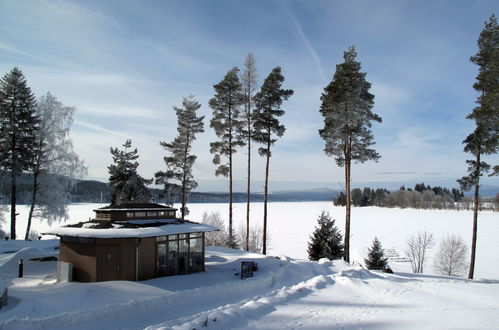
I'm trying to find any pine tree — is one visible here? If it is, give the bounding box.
[156,95,204,220]
[308,211,344,261]
[319,46,382,262]
[209,67,245,247]
[25,93,86,239]
[108,139,152,205]
[458,15,498,279]
[364,237,388,270]
[240,54,258,251]
[253,66,293,255]
[0,68,39,239]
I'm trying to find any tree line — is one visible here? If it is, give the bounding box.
[333,183,468,210]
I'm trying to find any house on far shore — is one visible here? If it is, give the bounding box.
[45,203,218,282]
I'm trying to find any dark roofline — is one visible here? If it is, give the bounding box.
[95,203,177,211]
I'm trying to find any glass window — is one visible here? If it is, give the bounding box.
[158,211,165,216]
[156,236,167,242]
[157,243,167,276]
[189,237,203,273]
[179,234,187,239]
[168,235,178,240]
[167,240,178,276]
[135,211,146,217]
[147,211,158,217]
[126,212,134,218]
[178,238,188,275]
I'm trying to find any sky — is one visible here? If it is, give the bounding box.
[0,0,498,192]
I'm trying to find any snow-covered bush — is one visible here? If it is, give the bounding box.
[238,224,269,254]
[202,211,234,247]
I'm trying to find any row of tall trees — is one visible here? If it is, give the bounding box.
[108,55,293,254]
[0,68,86,239]
[208,55,293,253]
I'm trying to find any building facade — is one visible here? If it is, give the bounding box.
[47,204,217,282]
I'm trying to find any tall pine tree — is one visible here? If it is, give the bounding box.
[209,67,245,247]
[240,54,258,251]
[108,139,152,205]
[0,68,38,239]
[156,95,204,220]
[253,66,293,255]
[308,211,344,261]
[319,46,382,263]
[458,15,498,279]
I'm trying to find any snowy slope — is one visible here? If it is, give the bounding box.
[0,203,498,329]
[0,242,498,329]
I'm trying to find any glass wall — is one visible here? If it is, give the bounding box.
[156,232,204,277]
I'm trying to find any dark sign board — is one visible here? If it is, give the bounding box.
[241,261,254,279]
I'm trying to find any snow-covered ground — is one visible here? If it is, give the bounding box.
[0,202,498,329]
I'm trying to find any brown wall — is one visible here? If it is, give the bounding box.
[60,242,97,282]
[137,237,156,280]
[96,238,136,281]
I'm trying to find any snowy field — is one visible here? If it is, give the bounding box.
[0,202,498,329]
[6,202,497,278]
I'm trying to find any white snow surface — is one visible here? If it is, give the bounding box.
[45,221,218,238]
[0,202,498,329]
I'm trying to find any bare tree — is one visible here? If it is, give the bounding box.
[405,231,435,273]
[433,235,469,277]
[240,53,258,251]
[25,93,86,239]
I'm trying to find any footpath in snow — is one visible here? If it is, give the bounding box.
[0,241,498,329]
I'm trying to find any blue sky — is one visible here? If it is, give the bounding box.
[1,0,498,191]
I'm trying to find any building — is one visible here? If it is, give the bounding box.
[46,203,218,282]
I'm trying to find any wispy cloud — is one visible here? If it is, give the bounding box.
[284,7,327,81]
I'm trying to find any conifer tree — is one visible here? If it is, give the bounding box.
[0,68,38,239]
[209,67,245,247]
[108,139,152,205]
[240,54,258,251]
[253,66,293,255]
[364,237,388,270]
[458,15,498,279]
[308,211,344,261]
[25,93,86,239]
[156,95,204,220]
[319,46,382,262]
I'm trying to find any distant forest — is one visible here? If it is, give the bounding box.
[1,173,497,210]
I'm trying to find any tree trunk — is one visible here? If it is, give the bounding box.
[468,150,480,279]
[228,115,233,243]
[344,143,351,263]
[245,124,251,251]
[262,138,271,255]
[10,168,17,240]
[25,169,40,240]
[181,139,189,221]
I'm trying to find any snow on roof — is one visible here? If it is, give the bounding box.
[44,220,218,239]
